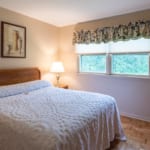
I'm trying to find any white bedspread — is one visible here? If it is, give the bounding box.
[0,84,126,150]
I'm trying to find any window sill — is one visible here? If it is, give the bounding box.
[77,72,150,80]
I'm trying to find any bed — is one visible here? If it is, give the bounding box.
[0,68,126,150]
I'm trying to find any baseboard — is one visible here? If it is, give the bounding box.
[120,112,150,122]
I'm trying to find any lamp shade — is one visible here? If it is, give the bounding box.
[50,61,64,73]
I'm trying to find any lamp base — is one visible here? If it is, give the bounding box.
[56,73,60,87]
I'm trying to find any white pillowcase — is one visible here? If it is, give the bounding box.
[0,80,51,98]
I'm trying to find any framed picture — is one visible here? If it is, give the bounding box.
[1,22,26,58]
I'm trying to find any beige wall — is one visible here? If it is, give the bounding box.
[75,9,150,31]
[59,10,150,121]
[0,7,59,74]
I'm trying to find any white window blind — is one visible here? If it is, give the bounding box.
[109,38,150,53]
[75,38,150,54]
[75,43,109,54]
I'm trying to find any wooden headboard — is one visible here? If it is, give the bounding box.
[0,68,41,86]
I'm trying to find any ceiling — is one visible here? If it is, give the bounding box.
[0,0,150,27]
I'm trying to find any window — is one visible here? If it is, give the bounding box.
[79,54,106,73]
[76,38,150,77]
[112,54,149,75]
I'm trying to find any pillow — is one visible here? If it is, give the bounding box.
[0,80,51,98]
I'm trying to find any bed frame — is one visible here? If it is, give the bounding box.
[0,68,41,86]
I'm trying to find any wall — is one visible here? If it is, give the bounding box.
[0,7,59,74]
[59,10,150,121]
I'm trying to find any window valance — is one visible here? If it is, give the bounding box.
[73,20,150,44]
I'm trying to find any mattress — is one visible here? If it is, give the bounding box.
[0,80,126,150]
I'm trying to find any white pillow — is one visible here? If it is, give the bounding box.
[0,80,51,98]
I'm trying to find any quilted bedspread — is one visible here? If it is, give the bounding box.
[0,84,126,150]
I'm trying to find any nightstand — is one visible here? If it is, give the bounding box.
[54,84,69,89]
[59,84,69,89]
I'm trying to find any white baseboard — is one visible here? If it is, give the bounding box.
[120,112,150,122]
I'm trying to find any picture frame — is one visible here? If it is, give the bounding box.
[1,21,26,58]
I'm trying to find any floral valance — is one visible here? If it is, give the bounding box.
[73,20,150,44]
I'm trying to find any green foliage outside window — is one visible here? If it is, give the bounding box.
[80,55,106,73]
[79,54,149,76]
[112,54,149,75]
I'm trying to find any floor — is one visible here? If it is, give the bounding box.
[109,116,150,150]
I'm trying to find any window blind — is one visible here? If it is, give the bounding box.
[75,38,150,54]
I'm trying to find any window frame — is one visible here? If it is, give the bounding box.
[78,52,150,78]
[78,53,107,74]
[110,52,150,77]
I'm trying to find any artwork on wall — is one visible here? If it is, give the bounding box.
[1,22,26,58]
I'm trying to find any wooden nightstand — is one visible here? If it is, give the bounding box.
[59,84,69,89]
[54,84,69,89]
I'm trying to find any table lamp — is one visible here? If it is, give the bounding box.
[50,61,64,86]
